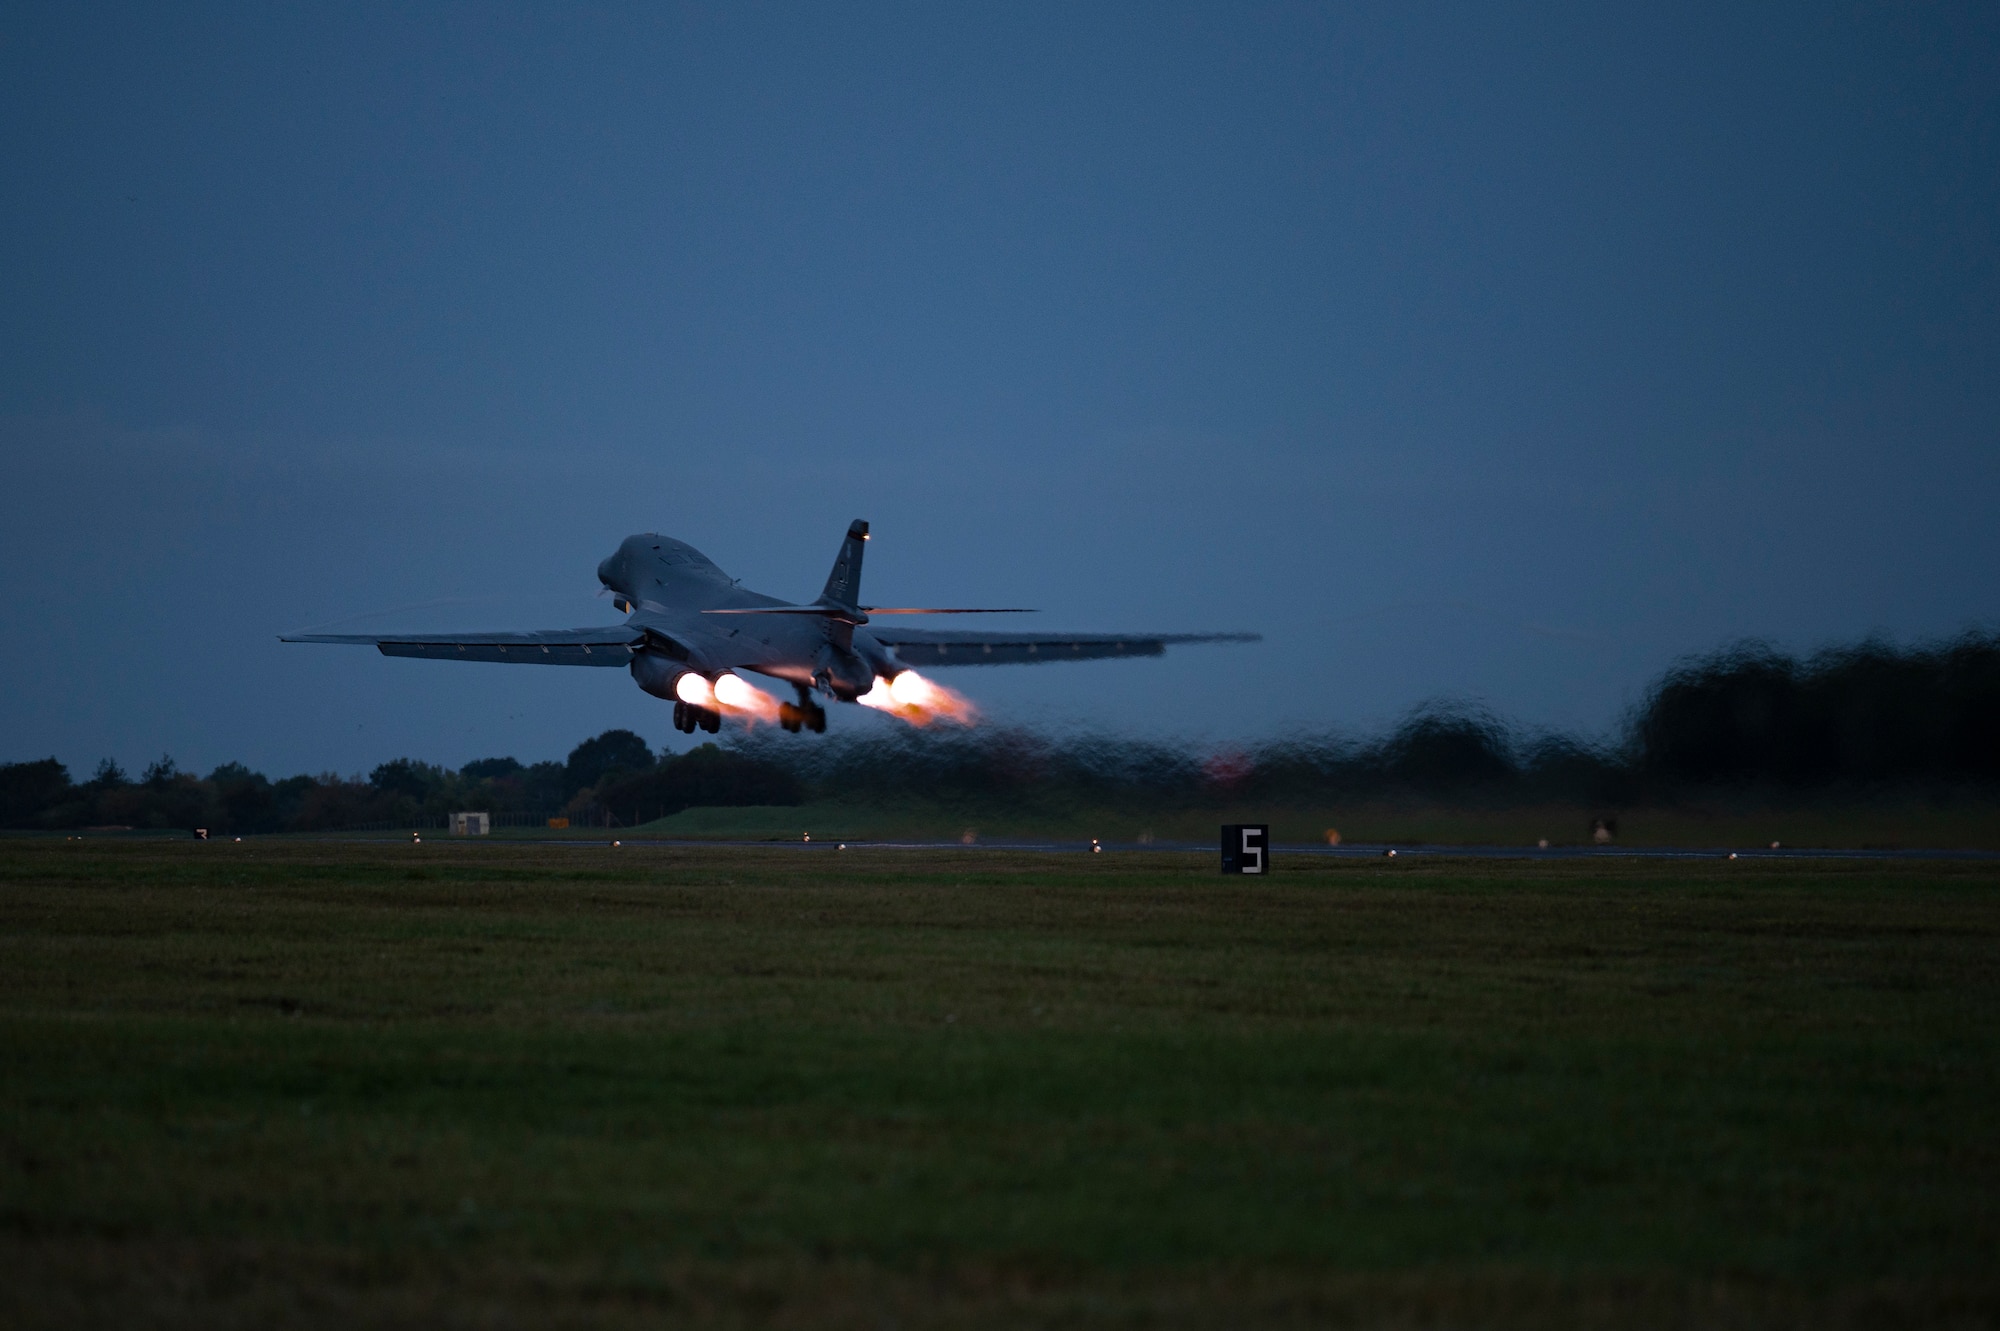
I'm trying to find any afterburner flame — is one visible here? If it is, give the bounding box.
[676,671,782,726]
[858,670,978,726]
[712,671,782,724]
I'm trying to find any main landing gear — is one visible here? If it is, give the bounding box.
[778,688,827,734]
[672,700,720,734]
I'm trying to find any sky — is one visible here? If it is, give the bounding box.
[2,2,1996,777]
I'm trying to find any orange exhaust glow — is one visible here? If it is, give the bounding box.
[712,671,782,724]
[678,670,783,726]
[857,669,978,726]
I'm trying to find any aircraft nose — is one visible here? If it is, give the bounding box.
[597,555,618,588]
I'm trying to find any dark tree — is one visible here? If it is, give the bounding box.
[565,729,655,797]
[369,759,444,800]
[1634,634,2000,787]
[0,759,72,827]
[1374,706,1516,793]
[521,761,570,811]
[461,756,524,782]
[208,763,279,834]
[272,775,320,826]
[594,743,803,822]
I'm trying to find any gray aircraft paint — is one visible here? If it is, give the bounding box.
[284,520,1256,727]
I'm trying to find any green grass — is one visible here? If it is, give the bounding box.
[621,797,2000,850]
[2,841,1996,1327]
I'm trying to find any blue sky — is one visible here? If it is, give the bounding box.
[3,2,1995,776]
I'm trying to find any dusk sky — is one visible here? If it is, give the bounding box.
[3,2,1996,777]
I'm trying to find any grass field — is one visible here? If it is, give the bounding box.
[625,798,2000,850]
[2,840,1996,1327]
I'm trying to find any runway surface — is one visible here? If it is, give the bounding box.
[344,835,2000,861]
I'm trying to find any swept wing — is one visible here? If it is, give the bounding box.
[281,627,644,666]
[867,628,1260,667]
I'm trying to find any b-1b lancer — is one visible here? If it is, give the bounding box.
[284,521,1258,734]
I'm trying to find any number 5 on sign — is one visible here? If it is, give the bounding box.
[1221,824,1269,875]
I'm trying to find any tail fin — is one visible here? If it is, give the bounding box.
[820,519,869,607]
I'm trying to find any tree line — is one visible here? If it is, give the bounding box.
[0,731,802,834]
[4,631,1995,832]
[772,631,1999,810]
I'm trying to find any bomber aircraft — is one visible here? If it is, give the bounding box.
[284,520,1258,734]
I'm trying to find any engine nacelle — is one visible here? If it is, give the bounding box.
[811,644,875,701]
[853,637,902,680]
[629,650,691,701]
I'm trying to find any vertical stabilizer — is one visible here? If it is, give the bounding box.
[821,519,869,607]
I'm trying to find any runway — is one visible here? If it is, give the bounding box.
[359,835,2000,861]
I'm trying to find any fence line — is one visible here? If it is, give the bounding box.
[321,811,583,834]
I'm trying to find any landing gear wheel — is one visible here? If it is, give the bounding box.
[672,701,693,733]
[788,686,828,735]
[699,707,721,734]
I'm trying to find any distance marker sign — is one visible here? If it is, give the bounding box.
[1221,824,1269,875]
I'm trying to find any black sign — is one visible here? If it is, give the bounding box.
[1220,824,1269,875]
